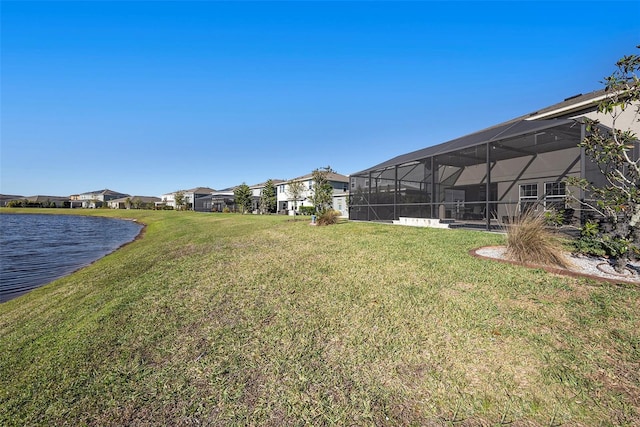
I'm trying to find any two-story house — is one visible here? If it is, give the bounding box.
[76,189,130,208]
[276,171,349,215]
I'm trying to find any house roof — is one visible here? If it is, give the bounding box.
[520,89,607,121]
[163,187,216,196]
[249,179,285,189]
[184,187,216,194]
[80,189,128,196]
[287,172,349,183]
[212,180,288,193]
[353,118,578,175]
[108,196,161,203]
[25,195,70,202]
[0,194,25,200]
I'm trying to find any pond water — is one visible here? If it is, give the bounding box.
[0,213,143,302]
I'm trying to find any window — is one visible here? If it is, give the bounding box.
[519,183,538,213]
[544,182,566,211]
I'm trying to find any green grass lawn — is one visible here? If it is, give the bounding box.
[1,209,638,426]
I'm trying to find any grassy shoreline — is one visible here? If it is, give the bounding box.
[1,209,638,425]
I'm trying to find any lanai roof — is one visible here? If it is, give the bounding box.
[353,118,577,174]
[352,89,608,176]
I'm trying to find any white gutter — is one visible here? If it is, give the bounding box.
[525,93,609,121]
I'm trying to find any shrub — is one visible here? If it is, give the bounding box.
[544,208,576,228]
[299,206,315,216]
[544,209,564,228]
[574,220,606,257]
[565,49,640,273]
[7,200,24,208]
[317,210,341,226]
[505,210,571,269]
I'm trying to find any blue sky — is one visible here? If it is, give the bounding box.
[2,1,639,197]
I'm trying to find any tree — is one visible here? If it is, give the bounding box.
[174,191,186,211]
[309,166,336,214]
[286,180,305,216]
[566,47,640,272]
[259,179,277,214]
[234,183,253,214]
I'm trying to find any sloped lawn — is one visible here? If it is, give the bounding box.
[1,209,638,425]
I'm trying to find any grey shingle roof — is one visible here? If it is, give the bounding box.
[185,187,216,194]
[287,172,349,183]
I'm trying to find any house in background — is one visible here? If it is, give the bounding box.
[250,180,285,213]
[0,194,69,207]
[24,195,70,208]
[276,171,349,215]
[77,189,130,208]
[349,89,640,229]
[0,194,24,207]
[209,187,236,212]
[332,191,349,218]
[207,180,285,213]
[158,187,216,211]
[107,196,161,209]
[69,194,82,208]
[190,187,217,212]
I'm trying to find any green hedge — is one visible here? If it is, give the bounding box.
[298,206,316,215]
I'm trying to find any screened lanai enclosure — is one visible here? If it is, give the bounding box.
[349,118,616,229]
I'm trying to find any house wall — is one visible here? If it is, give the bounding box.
[276,179,349,214]
[276,183,289,212]
[494,147,581,219]
[108,201,125,209]
[161,193,177,208]
[251,187,263,213]
[333,195,348,217]
[574,105,640,134]
[160,192,198,210]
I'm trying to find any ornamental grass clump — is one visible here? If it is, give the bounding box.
[505,210,571,269]
[317,209,341,226]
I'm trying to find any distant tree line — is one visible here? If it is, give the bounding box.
[6,199,66,208]
[5,198,160,209]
